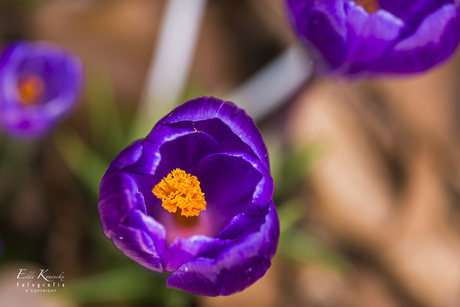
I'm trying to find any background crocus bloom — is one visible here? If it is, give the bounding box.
[0,41,83,138]
[99,97,279,296]
[286,0,460,75]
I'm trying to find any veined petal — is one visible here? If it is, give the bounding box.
[99,172,143,236]
[129,126,220,175]
[286,0,347,69]
[111,225,163,272]
[201,151,274,209]
[154,97,270,172]
[197,151,272,231]
[129,209,167,256]
[107,140,144,173]
[398,0,453,32]
[370,4,460,73]
[162,235,232,272]
[342,2,404,73]
[217,212,266,240]
[166,202,279,296]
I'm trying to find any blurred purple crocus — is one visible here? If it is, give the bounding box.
[286,0,460,75]
[0,41,83,138]
[98,97,279,296]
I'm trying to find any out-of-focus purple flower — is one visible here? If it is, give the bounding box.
[0,41,83,138]
[286,0,460,76]
[98,97,279,296]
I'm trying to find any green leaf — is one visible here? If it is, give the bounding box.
[57,265,192,306]
[279,229,352,276]
[54,129,108,197]
[86,73,126,157]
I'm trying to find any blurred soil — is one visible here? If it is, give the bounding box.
[286,53,460,307]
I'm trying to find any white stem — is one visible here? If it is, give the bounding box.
[225,45,313,120]
[132,0,207,138]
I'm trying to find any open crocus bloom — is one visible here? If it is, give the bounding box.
[99,97,279,296]
[0,41,83,138]
[286,0,460,75]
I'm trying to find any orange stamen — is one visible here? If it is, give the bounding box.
[355,0,380,13]
[152,169,206,217]
[17,74,45,105]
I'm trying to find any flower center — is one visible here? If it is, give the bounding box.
[355,0,380,13]
[152,168,206,217]
[17,74,45,105]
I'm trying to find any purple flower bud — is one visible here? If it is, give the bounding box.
[98,97,280,296]
[0,41,83,138]
[286,0,460,75]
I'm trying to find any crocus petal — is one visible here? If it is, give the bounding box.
[286,0,460,76]
[217,212,267,240]
[162,235,232,272]
[398,0,453,32]
[197,151,272,229]
[166,201,279,296]
[154,96,270,172]
[379,0,418,18]
[370,4,460,73]
[287,0,348,70]
[99,172,144,236]
[129,208,167,256]
[98,97,279,296]
[129,126,220,176]
[101,181,167,272]
[0,41,83,138]
[342,3,404,73]
[111,225,164,272]
[107,140,144,173]
[199,151,274,209]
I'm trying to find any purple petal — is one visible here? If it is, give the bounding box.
[217,212,266,240]
[129,126,220,175]
[286,0,460,76]
[397,0,453,33]
[369,4,460,73]
[162,235,232,272]
[0,41,83,138]
[379,0,418,18]
[111,225,164,272]
[100,177,167,272]
[204,151,274,208]
[154,96,270,172]
[129,209,167,256]
[166,201,279,296]
[99,172,143,236]
[342,3,404,73]
[197,151,273,231]
[286,0,348,70]
[107,140,144,173]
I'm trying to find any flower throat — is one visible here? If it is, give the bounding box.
[355,0,380,13]
[17,74,44,105]
[152,168,206,218]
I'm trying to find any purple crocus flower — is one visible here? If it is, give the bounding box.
[286,0,460,75]
[98,97,279,296]
[0,41,83,138]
